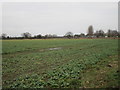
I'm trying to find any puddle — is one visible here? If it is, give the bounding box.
[48,47,62,50]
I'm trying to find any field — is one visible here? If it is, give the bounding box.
[2,39,119,88]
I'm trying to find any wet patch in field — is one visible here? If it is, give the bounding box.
[48,47,62,51]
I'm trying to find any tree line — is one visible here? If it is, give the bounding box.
[1,25,119,39]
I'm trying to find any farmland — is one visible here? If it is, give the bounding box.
[2,39,119,88]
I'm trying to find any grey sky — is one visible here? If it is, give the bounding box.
[2,2,118,36]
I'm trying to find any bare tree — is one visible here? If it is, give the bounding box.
[45,34,52,38]
[64,32,73,38]
[21,32,31,38]
[36,34,42,39]
[87,25,94,37]
[112,30,118,37]
[94,30,99,38]
[44,34,57,38]
[52,34,57,38]
[1,33,7,39]
[74,34,80,38]
[107,29,112,37]
[107,29,118,37]
[80,33,85,37]
[95,30,105,38]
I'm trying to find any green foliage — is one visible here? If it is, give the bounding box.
[2,39,118,88]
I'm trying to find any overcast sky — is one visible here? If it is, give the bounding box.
[1,2,118,36]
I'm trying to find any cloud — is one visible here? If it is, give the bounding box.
[2,2,118,36]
